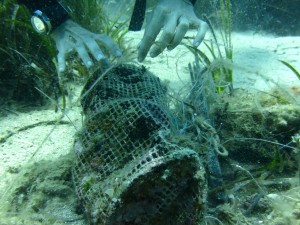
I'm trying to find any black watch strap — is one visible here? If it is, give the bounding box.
[45,1,69,31]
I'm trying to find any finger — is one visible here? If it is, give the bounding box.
[53,31,72,72]
[57,50,66,72]
[96,34,122,57]
[84,38,105,61]
[138,8,165,62]
[193,20,209,47]
[168,16,189,50]
[149,13,178,58]
[74,41,93,68]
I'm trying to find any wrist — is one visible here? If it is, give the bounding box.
[189,0,196,5]
[183,0,196,5]
[159,0,195,6]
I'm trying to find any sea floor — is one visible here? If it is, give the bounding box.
[0,30,299,224]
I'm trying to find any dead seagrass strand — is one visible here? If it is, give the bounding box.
[72,64,206,225]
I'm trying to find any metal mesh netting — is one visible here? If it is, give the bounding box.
[72,64,206,224]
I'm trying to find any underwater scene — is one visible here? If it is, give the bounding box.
[0,0,300,224]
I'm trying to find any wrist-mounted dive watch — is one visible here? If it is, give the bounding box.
[31,10,52,35]
[29,1,69,35]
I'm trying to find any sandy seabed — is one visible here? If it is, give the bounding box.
[0,30,299,224]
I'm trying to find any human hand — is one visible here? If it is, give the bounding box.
[138,0,208,62]
[51,19,122,72]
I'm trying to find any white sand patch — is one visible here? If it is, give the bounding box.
[125,30,300,95]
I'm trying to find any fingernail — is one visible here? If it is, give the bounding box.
[87,61,93,67]
[150,52,156,58]
[97,54,104,61]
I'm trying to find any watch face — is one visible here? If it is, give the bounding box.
[31,10,51,34]
[32,16,46,33]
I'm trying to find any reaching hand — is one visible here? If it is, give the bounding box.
[138,0,208,62]
[51,19,122,72]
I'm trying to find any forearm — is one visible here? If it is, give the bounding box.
[189,0,196,5]
[17,0,69,31]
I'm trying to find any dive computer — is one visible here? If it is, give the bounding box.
[31,10,52,35]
